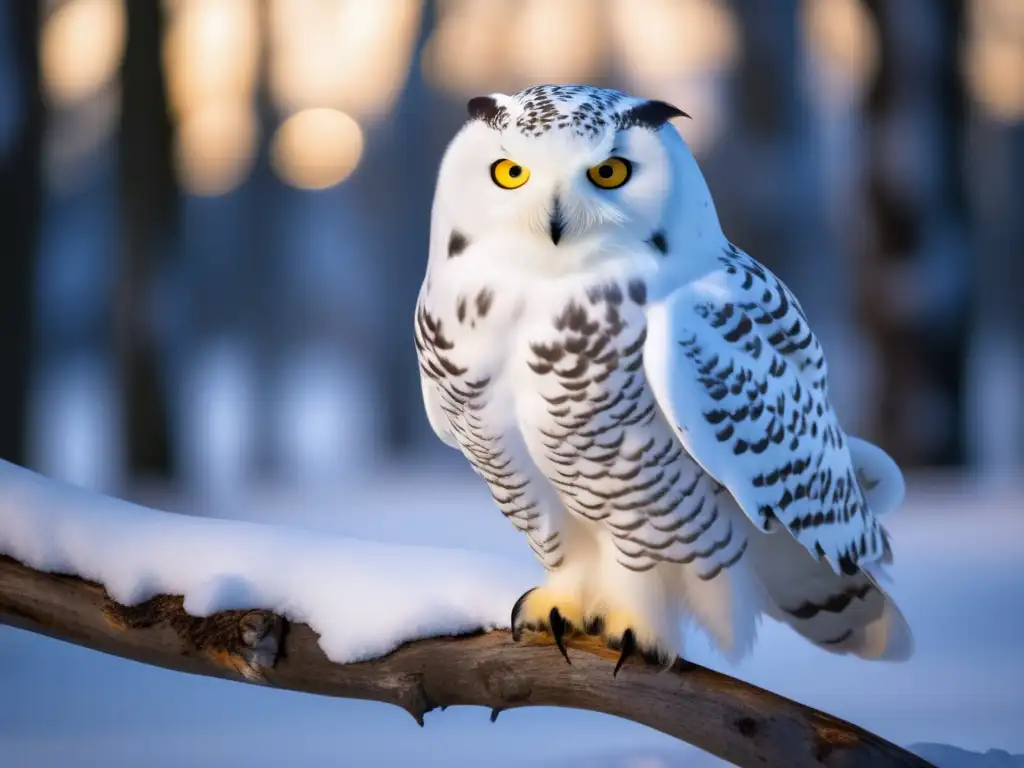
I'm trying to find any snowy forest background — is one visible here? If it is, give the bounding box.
[1,1,1023,766]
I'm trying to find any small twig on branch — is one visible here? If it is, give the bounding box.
[0,554,933,768]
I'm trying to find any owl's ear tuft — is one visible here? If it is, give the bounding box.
[467,96,508,128]
[617,100,690,131]
[467,96,499,120]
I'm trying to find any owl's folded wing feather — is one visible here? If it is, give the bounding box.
[643,246,890,576]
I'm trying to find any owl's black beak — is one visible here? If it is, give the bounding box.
[549,195,565,245]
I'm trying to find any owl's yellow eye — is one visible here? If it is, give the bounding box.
[490,159,530,189]
[587,157,632,189]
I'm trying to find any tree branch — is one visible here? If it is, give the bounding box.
[0,554,932,768]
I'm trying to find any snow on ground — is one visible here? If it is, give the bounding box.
[1,458,1022,767]
[911,745,1024,768]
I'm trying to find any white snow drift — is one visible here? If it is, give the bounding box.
[0,460,535,663]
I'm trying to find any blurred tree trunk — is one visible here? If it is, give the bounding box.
[706,0,851,383]
[0,0,42,466]
[964,118,1024,475]
[356,0,444,454]
[708,1,879,430]
[859,0,970,468]
[712,0,826,297]
[246,0,277,479]
[118,0,179,481]
[961,5,1024,475]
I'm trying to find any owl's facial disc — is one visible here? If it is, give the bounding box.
[441,87,713,269]
[487,149,637,246]
[543,155,634,246]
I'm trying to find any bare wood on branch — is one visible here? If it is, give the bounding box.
[0,554,933,768]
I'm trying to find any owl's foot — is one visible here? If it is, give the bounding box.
[586,610,677,677]
[510,587,584,664]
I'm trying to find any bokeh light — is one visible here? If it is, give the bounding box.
[267,0,422,121]
[270,108,365,190]
[41,0,126,108]
[174,102,260,197]
[162,0,260,196]
[964,0,1024,122]
[162,0,260,119]
[505,0,604,85]
[421,0,515,95]
[611,0,739,156]
[610,0,739,81]
[801,0,879,103]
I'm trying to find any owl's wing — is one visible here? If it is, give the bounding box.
[414,285,461,450]
[643,246,889,576]
[420,374,460,448]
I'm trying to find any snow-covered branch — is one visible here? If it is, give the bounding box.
[0,461,933,768]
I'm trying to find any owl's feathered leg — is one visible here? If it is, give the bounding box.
[509,517,596,662]
[579,553,685,674]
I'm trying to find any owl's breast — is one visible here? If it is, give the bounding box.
[514,277,693,528]
[414,275,574,567]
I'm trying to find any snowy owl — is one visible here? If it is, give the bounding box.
[413,84,913,672]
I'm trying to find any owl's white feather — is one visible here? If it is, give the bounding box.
[414,84,913,666]
[643,250,889,576]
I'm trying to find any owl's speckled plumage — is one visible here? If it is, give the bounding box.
[414,84,913,668]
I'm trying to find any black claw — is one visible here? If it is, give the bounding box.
[510,588,536,642]
[549,607,571,665]
[489,707,503,722]
[613,629,637,677]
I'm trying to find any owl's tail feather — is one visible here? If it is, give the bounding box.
[749,524,914,661]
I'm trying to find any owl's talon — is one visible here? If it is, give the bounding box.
[613,628,637,677]
[590,610,676,674]
[549,607,571,665]
[510,586,583,659]
[510,587,537,643]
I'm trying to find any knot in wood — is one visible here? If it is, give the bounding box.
[476,659,532,705]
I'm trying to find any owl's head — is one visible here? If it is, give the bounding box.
[431,84,723,274]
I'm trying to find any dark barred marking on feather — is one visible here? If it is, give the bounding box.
[675,519,736,564]
[697,538,749,581]
[484,86,687,145]
[646,230,669,256]
[781,582,875,621]
[819,629,854,645]
[617,557,659,573]
[586,281,623,306]
[511,85,627,139]
[427,268,754,582]
[666,243,893,578]
[448,230,469,258]
[414,297,563,567]
[475,289,494,318]
[628,279,647,305]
